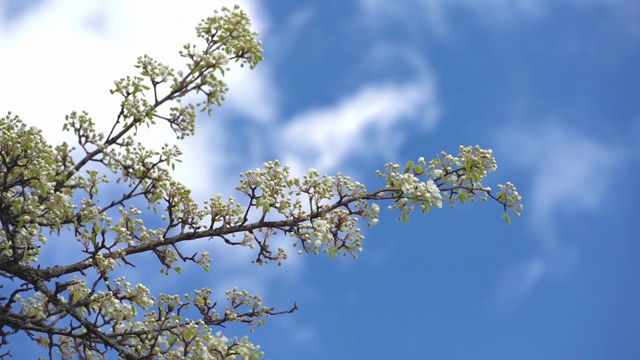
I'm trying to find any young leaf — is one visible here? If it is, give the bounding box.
[403,161,414,174]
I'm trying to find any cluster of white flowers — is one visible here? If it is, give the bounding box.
[205,194,246,226]
[310,218,331,251]
[237,160,291,212]
[388,172,443,208]
[211,51,230,67]
[0,114,77,262]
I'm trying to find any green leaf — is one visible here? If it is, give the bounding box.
[183,328,195,342]
[150,192,163,204]
[328,247,338,260]
[17,216,25,230]
[403,161,414,174]
[502,213,511,225]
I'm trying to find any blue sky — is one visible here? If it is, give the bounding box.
[1,0,639,359]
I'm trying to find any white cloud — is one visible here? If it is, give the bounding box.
[358,0,639,38]
[493,257,546,306]
[503,123,615,232]
[0,0,276,201]
[358,0,544,37]
[280,79,439,174]
[493,121,619,304]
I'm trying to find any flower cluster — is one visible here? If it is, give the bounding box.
[375,146,523,223]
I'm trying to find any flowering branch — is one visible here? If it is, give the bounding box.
[0,5,521,359]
